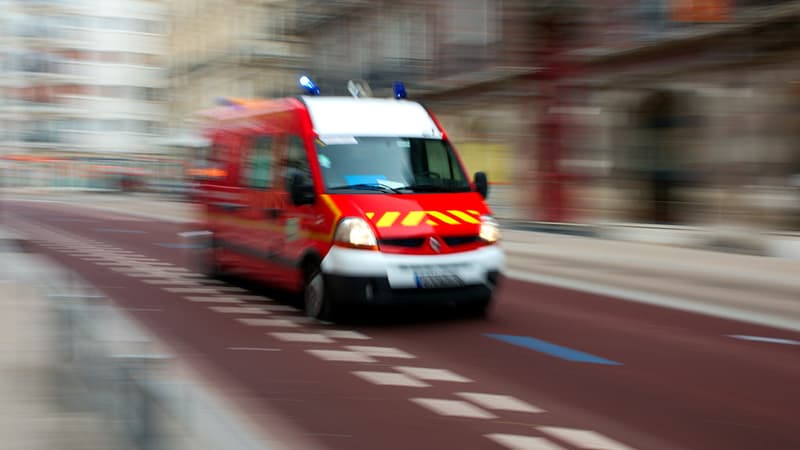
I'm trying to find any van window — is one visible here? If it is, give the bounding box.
[284,135,312,189]
[421,139,464,182]
[243,135,273,189]
[315,137,469,193]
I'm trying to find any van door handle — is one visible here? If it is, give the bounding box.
[262,208,281,219]
[212,202,245,212]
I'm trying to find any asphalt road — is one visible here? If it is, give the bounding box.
[4,198,800,450]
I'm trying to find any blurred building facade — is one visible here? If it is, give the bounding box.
[0,0,171,189]
[566,0,800,229]
[166,0,308,150]
[160,0,799,230]
[290,0,800,229]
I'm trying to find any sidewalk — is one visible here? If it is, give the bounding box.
[0,223,324,450]
[0,232,127,450]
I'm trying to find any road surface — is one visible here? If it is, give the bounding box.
[3,196,799,450]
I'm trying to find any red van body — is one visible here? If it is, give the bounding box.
[193,95,504,319]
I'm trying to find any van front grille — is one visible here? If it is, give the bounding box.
[380,238,425,248]
[443,235,481,246]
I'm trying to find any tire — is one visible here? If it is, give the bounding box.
[202,237,225,279]
[462,296,492,318]
[304,269,332,321]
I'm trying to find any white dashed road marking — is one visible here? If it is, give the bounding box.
[410,398,497,419]
[259,304,299,312]
[486,434,566,450]
[227,347,282,352]
[237,318,299,328]
[270,332,334,343]
[185,296,243,303]
[538,427,635,450]
[352,371,431,387]
[321,330,370,340]
[727,334,800,346]
[306,349,377,363]
[345,346,415,359]
[456,393,545,413]
[165,287,221,294]
[142,279,198,285]
[395,367,472,383]
[209,306,270,314]
[233,295,272,302]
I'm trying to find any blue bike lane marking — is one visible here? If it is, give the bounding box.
[486,333,622,365]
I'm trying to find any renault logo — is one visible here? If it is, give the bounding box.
[428,236,442,253]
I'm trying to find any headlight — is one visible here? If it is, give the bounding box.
[334,217,378,250]
[479,215,500,243]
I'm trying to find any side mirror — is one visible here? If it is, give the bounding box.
[474,171,489,199]
[289,172,315,206]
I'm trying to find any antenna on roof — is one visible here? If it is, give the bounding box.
[347,80,373,98]
[299,76,320,96]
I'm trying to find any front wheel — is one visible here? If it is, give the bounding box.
[304,270,333,321]
[199,235,225,279]
[462,296,492,318]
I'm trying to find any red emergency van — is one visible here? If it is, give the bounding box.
[192,80,505,320]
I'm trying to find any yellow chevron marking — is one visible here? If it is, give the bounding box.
[426,219,438,226]
[366,212,375,220]
[401,211,427,227]
[426,211,460,225]
[467,209,480,216]
[320,194,342,239]
[375,211,401,228]
[448,210,481,224]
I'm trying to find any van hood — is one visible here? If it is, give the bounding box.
[328,192,490,240]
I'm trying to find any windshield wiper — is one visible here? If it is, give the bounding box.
[399,183,469,193]
[327,183,405,194]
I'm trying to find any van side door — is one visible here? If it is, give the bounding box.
[233,132,281,273]
[274,134,316,289]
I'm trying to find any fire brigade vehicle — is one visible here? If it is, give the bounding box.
[192,77,504,320]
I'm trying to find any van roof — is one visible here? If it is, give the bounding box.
[300,96,443,139]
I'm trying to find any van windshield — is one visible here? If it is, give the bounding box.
[315,137,471,194]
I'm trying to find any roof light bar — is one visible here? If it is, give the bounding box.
[299,76,320,96]
[393,81,407,99]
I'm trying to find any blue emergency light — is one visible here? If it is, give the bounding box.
[299,76,320,96]
[393,81,407,99]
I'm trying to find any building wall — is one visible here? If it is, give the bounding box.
[0,0,169,157]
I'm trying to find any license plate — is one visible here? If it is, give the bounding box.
[414,272,464,288]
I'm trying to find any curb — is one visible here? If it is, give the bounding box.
[501,220,800,259]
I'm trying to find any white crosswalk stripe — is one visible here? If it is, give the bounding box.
[456,392,544,413]
[237,318,299,328]
[352,371,430,387]
[270,332,334,343]
[410,398,497,419]
[209,306,270,314]
[537,427,635,450]
[394,367,472,383]
[486,434,566,450]
[345,346,415,359]
[321,330,370,340]
[306,349,377,363]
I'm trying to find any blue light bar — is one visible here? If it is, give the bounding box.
[393,81,407,99]
[299,76,320,96]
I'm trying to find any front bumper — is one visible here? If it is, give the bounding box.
[320,245,504,306]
